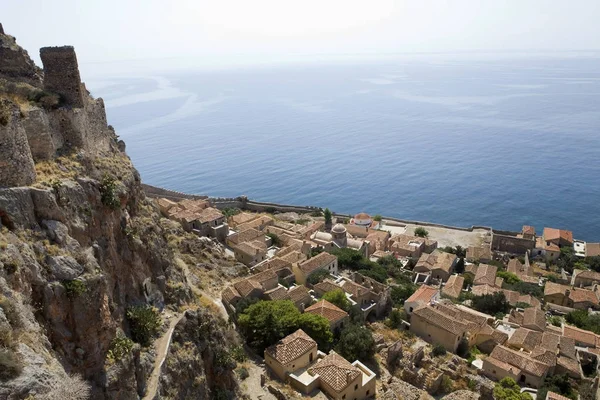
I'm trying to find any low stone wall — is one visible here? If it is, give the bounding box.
[141,184,208,202]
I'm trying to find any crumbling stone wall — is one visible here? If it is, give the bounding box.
[0,28,42,86]
[0,99,36,187]
[40,46,85,108]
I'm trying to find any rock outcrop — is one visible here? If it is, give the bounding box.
[0,24,241,400]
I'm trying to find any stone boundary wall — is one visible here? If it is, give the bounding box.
[141,184,208,202]
[141,185,524,236]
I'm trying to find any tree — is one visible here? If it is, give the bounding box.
[126,305,161,346]
[324,208,332,227]
[385,309,406,329]
[497,270,521,284]
[537,375,577,400]
[414,227,429,238]
[463,272,474,288]
[471,292,510,315]
[565,309,600,334]
[373,214,382,222]
[298,313,333,351]
[322,289,351,311]
[432,343,447,357]
[357,265,388,283]
[307,268,331,285]
[336,324,375,361]
[455,257,465,274]
[493,377,533,400]
[237,300,301,352]
[266,233,282,247]
[390,284,417,307]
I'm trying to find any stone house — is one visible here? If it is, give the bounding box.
[544,282,599,310]
[389,234,437,258]
[491,230,536,255]
[466,246,492,263]
[265,329,318,381]
[522,307,546,332]
[304,299,349,333]
[226,227,266,247]
[534,237,561,261]
[313,279,342,298]
[404,285,440,315]
[221,267,295,311]
[473,264,498,287]
[543,227,573,248]
[522,225,536,240]
[232,240,267,266]
[483,345,552,388]
[562,324,599,348]
[298,351,377,400]
[572,269,600,288]
[442,274,464,299]
[413,250,457,282]
[409,303,469,353]
[294,252,338,285]
[507,257,539,285]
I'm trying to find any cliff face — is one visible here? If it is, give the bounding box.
[0,25,242,400]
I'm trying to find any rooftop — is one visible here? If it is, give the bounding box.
[265,329,317,365]
[442,275,464,299]
[543,227,573,244]
[298,252,337,274]
[412,304,470,336]
[304,299,348,324]
[406,285,439,304]
[473,264,497,286]
[308,351,361,392]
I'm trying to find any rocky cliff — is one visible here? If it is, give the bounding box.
[0,25,243,399]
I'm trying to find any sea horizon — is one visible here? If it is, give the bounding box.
[85,53,600,241]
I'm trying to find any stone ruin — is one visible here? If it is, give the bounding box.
[0,24,119,188]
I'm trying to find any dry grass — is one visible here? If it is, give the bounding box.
[34,153,84,187]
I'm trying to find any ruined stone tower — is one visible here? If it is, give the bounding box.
[40,46,85,108]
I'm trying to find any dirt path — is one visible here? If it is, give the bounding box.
[241,360,277,400]
[142,312,183,400]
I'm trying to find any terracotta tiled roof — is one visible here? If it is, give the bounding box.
[467,246,492,261]
[279,250,306,264]
[314,279,341,294]
[485,355,522,376]
[574,269,600,282]
[233,270,278,297]
[471,284,499,297]
[254,257,293,273]
[541,332,576,359]
[543,227,573,244]
[340,280,371,299]
[308,351,361,392]
[265,286,291,301]
[299,252,337,274]
[229,212,258,227]
[569,287,599,305]
[222,287,241,303]
[544,282,569,296]
[406,285,439,304]
[288,285,311,304]
[546,391,573,400]
[195,207,224,224]
[228,228,264,245]
[489,345,551,377]
[507,328,543,351]
[474,264,498,286]
[517,294,541,308]
[435,302,488,329]
[416,250,457,274]
[556,357,580,377]
[442,275,464,299]
[237,215,274,232]
[523,307,546,331]
[265,329,317,364]
[304,300,348,324]
[412,304,470,336]
[508,258,531,277]
[530,347,557,367]
[465,264,478,275]
[492,329,509,345]
[563,324,597,347]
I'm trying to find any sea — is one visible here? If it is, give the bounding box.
[83,53,600,241]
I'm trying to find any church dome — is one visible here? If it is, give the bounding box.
[353,212,373,227]
[331,223,347,234]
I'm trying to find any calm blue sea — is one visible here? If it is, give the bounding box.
[85,55,600,241]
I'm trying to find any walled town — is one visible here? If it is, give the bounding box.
[154,194,600,400]
[1,22,600,400]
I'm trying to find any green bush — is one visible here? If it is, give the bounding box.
[62,279,87,298]
[497,270,521,284]
[373,214,382,222]
[126,305,161,346]
[236,367,249,380]
[100,175,120,210]
[307,268,331,285]
[432,343,447,357]
[266,232,282,247]
[385,309,406,329]
[414,227,429,238]
[107,334,135,362]
[390,284,417,307]
[221,208,241,218]
[322,289,351,311]
[336,324,375,362]
[565,310,600,334]
[471,292,510,315]
[0,348,22,380]
[494,377,533,400]
[230,345,247,363]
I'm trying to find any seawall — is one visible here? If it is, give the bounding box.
[142,184,500,236]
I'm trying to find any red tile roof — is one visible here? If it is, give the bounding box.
[265,329,317,364]
[304,300,348,324]
[406,285,438,304]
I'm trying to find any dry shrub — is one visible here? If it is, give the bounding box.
[40,373,91,400]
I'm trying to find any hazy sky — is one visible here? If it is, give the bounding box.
[3,0,600,67]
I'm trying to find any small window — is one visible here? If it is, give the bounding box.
[292,364,295,368]
[342,396,346,400]
[366,390,370,396]
[355,384,358,390]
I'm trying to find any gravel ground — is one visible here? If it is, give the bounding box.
[381,222,491,248]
